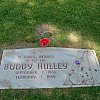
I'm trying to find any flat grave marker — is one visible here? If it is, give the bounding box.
[0,47,100,89]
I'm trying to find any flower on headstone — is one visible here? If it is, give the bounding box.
[39,38,50,47]
[75,60,80,65]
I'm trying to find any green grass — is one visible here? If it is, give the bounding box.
[0,0,100,45]
[0,0,100,99]
[0,87,100,100]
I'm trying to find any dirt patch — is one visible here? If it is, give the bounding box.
[68,31,81,43]
[37,24,59,35]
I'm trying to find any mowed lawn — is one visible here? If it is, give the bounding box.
[0,0,100,100]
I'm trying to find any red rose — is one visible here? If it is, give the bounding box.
[39,38,50,47]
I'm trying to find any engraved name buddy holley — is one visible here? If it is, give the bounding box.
[4,63,67,70]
